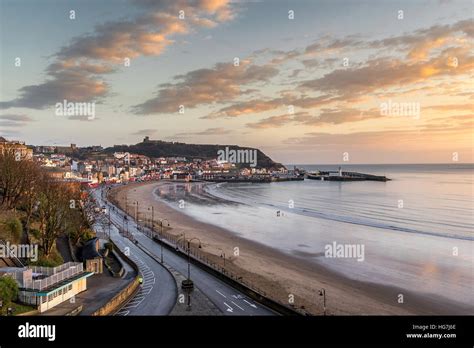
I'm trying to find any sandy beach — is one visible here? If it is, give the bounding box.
[108,180,471,315]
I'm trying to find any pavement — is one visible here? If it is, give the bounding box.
[94,186,276,316]
[95,221,177,316]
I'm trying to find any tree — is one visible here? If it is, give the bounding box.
[36,179,77,256]
[0,149,37,209]
[66,187,96,245]
[5,217,22,242]
[0,276,19,305]
[19,165,45,239]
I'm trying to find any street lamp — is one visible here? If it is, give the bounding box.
[149,206,164,264]
[319,288,327,316]
[122,215,126,236]
[147,206,154,236]
[176,233,185,251]
[217,247,226,267]
[122,215,129,238]
[159,218,170,240]
[176,235,201,281]
[133,201,139,228]
[186,237,202,280]
[108,208,111,240]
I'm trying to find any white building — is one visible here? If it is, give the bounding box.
[0,262,93,313]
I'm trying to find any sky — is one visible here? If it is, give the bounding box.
[0,0,473,164]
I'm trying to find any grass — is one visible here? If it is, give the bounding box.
[0,209,25,243]
[0,301,36,316]
[29,247,64,267]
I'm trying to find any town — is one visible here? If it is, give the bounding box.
[1,136,305,185]
[0,135,303,318]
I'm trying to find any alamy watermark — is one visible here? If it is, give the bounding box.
[325,241,365,262]
[0,242,38,262]
[55,99,95,120]
[217,146,257,167]
[380,99,420,119]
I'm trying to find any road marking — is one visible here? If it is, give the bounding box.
[223,302,233,312]
[231,301,244,311]
[243,299,257,308]
[216,290,227,298]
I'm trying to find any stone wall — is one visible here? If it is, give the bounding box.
[90,240,139,316]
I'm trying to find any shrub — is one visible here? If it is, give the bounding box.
[30,249,64,267]
[29,228,40,240]
[0,276,19,305]
[5,218,22,242]
[80,229,95,243]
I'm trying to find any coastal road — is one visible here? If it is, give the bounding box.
[94,187,276,316]
[94,209,177,315]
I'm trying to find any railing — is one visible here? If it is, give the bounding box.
[0,240,26,267]
[27,262,84,291]
[30,261,80,276]
[108,189,304,312]
[136,220,269,298]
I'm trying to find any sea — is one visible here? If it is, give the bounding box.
[154,163,474,308]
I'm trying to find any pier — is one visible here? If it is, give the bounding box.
[306,167,390,182]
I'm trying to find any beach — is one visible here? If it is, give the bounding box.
[108,180,473,315]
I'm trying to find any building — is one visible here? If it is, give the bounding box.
[0,262,93,313]
[81,238,103,274]
[54,144,76,154]
[0,137,33,160]
[114,152,130,164]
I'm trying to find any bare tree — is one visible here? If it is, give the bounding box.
[36,179,77,256]
[20,162,45,240]
[0,149,35,209]
[67,189,96,245]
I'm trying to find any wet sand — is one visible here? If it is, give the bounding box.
[108,180,472,315]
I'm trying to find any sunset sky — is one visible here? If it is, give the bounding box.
[0,0,472,164]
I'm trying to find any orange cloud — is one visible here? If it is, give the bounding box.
[1,1,239,110]
[134,61,279,114]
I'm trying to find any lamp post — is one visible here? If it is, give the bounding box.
[122,215,129,239]
[185,237,202,280]
[108,208,111,240]
[148,206,154,237]
[133,201,139,228]
[122,215,125,236]
[176,233,186,251]
[159,218,170,240]
[319,288,326,316]
[217,247,226,267]
[149,206,164,263]
[176,235,202,282]
[176,234,191,291]
[177,234,201,312]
